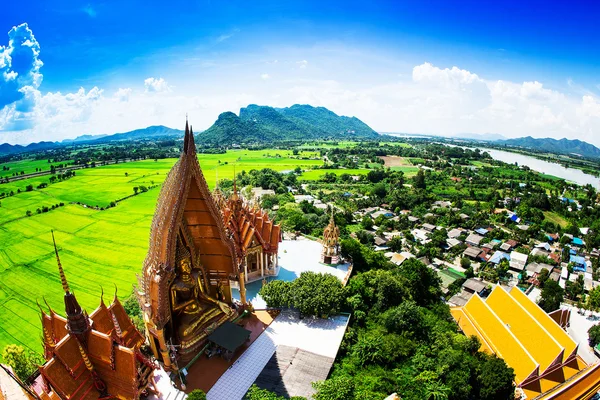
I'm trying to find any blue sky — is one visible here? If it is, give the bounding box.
[1,0,600,144]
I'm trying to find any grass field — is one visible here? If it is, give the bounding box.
[0,159,66,179]
[0,149,368,352]
[543,211,569,228]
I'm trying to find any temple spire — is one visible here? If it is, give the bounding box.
[52,230,70,293]
[183,118,190,153]
[51,231,90,341]
[187,125,196,155]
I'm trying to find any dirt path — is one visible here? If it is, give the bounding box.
[379,156,410,167]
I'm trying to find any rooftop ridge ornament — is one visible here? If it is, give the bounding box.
[78,341,94,371]
[51,230,70,293]
[99,286,105,307]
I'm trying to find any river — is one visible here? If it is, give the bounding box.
[479,148,600,190]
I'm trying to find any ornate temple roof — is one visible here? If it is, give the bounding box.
[35,235,153,400]
[221,183,281,257]
[140,121,238,327]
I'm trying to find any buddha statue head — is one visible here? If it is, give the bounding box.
[175,241,193,276]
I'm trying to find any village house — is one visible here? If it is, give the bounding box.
[466,233,484,247]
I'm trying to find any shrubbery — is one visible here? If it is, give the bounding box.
[259,272,344,317]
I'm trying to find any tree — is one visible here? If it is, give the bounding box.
[360,215,373,230]
[187,389,207,400]
[245,385,298,400]
[538,280,564,313]
[460,257,471,269]
[587,286,600,313]
[537,268,550,288]
[398,258,442,306]
[259,280,292,308]
[475,354,515,400]
[413,169,426,189]
[290,272,344,317]
[312,376,355,400]
[1,344,43,380]
[382,300,425,338]
[588,325,600,347]
[367,169,385,183]
[373,183,387,198]
[133,186,139,194]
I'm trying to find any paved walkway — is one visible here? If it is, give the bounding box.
[206,311,349,400]
[564,305,600,365]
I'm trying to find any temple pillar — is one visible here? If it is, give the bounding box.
[146,323,159,360]
[239,272,247,305]
[244,258,248,283]
[261,250,265,277]
[156,329,172,370]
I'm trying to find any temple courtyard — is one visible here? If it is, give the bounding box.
[232,237,351,308]
[206,310,350,399]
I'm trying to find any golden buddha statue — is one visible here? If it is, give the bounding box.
[170,243,233,342]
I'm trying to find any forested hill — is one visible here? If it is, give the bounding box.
[498,136,600,159]
[199,104,379,145]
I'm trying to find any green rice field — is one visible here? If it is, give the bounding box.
[0,149,368,352]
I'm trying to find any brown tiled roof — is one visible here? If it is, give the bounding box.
[38,295,152,400]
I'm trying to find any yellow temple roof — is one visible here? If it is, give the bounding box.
[450,285,589,398]
[485,287,563,372]
[461,292,539,384]
[508,287,578,361]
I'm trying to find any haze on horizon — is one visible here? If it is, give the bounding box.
[1,0,600,146]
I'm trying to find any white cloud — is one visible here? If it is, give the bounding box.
[144,77,172,93]
[1,25,600,148]
[114,88,132,102]
[0,23,43,131]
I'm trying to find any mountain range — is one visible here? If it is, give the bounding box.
[496,136,600,158]
[1,104,600,159]
[0,125,183,155]
[200,104,379,145]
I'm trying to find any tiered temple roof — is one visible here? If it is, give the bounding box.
[140,121,237,328]
[35,233,154,400]
[450,286,600,399]
[221,182,281,259]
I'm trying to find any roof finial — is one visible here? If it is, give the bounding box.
[51,230,70,293]
[36,299,47,317]
[232,165,239,201]
[113,283,118,302]
[43,297,55,315]
[99,286,105,307]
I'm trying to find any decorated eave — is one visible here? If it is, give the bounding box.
[222,198,281,257]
